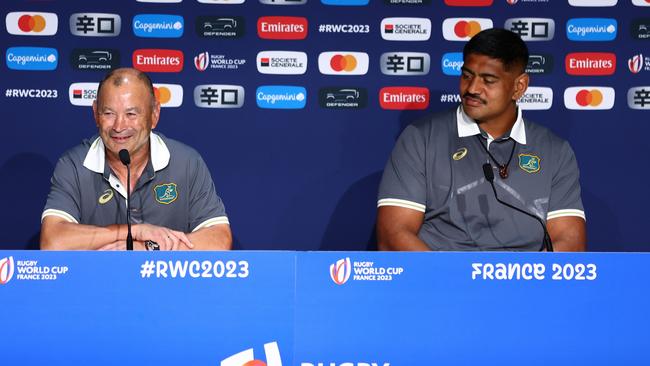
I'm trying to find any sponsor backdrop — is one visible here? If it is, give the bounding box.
[1,251,649,364]
[1,1,649,250]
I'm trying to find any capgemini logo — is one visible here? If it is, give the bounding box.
[221,341,282,366]
[330,257,351,285]
[0,256,15,285]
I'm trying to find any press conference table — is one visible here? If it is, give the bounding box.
[1,251,648,366]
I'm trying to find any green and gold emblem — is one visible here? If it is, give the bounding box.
[154,183,178,204]
[519,154,541,173]
[98,189,114,205]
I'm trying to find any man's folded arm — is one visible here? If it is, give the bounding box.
[40,215,129,250]
[187,223,232,250]
[376,205,429,251]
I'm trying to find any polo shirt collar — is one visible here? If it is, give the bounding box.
[456,105,527,145]
[82,132,170,174]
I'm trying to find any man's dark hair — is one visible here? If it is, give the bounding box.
[463,28,529,73]
[96,68,156,108]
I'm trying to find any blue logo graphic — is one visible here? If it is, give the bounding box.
[133,14,184,38]
[566,18,617,41]
[441,52,463,76]
[256,86,307,109]
[321,0,369,5]
[6,47,58,71]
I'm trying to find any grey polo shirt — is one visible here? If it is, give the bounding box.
[378,106,585,251]
[42,132,229,233]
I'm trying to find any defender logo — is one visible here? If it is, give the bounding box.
[442,18,493,41]
[564,87,615,110]
[5,12,58,36]
[319,87,367,109]
[505,18,555,41]
[71,49,119,71]
[257,51,307,75]
[517,87,553,110]
[257,16,308,40]
[70,13,121,37]
[154,183,178,204]
[380,52,430,76]
[194,85,245,108]
[196,16,244,38]
[566,18,617,41]
[6,47,58,71]
[628,87,650,110]
[318,51,369,75]
[384,0,431,4]
[132,14,184,38]
[441,52,463,76]
[565,53,616,75]
[631,18,650,40]
[132,49,184,72]
[381,18,431,41]
[379,87,429,110]
[526,53,553,74]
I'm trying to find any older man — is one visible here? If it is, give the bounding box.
[41,68,232,250]
[377,29,586,251]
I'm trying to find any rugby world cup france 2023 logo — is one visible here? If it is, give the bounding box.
[330,257,351,285]
[0,256,15,285]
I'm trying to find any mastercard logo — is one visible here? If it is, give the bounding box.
[454,20,482,38]
[442,18,493,41]
[18,14,46,32]
[575,89,603,106]
[318,51,369,75]
[5,12,58,36]
[153,83,183,108]
[564,86,615,110]
[330,54,358,72]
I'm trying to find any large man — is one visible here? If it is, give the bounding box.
[41,68,232,250]
[377,29,586,251]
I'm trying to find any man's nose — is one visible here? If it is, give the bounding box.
[112,114,128,131]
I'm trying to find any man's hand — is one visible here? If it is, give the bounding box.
[133,224,194,250]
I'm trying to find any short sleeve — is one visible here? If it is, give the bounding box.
[377,124,428,213]
[42,155,81,224]
[188,154,229,232]
[547,141,585,221]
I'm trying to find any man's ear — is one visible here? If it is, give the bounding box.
[150,101,161,130]
[512,73,530,101]
[92,100,99,127]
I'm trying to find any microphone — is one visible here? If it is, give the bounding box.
[119,149,133,251]
[482,163,553,252]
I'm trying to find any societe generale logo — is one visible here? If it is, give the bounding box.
[380,17,431,41]
[565,52,616,76]
[442,18,493,41]
[443,0,493,5]
[257,51,307,75]
[132,49,183,72]
[380,86,430,110]
[5,12,58,36]
[517,86,553,110]
[330,257,351,285]
[153,83,183,108]
[221,341,282,366]
[0,257,15,285]
[564,87,615,110]
[318,51,369,75]
[69,82,98,106]
[257,16,308,40]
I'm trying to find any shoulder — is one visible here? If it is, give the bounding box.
[524,119,571,150]
[403,108,456,140]
[57,136,97,165]
[155,133,203,161]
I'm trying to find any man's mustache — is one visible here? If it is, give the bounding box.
[462,92,487,104]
